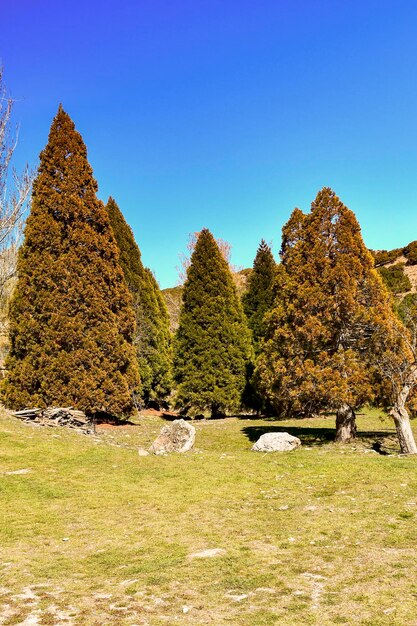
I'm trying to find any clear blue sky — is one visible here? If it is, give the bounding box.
[2,0,417,288]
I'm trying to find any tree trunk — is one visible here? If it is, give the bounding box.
[211,403,223,419]
[335,403,356,442]
[390,385,417,454]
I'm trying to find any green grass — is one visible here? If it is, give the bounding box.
[1,408,417,625]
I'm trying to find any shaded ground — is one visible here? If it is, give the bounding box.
[1,408,417,625]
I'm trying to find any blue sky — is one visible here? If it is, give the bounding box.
[2,0,417,287]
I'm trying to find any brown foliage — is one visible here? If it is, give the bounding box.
[2,107,139,416]
[258,187,393,420]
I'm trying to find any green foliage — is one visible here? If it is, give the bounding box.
[106,197,172,404]
[173,228,252,417]
[242,240,277,353]
[2,107,139,416]
[404,241,417,265]
[378,263,412,294]
[372,248,402,267]
[396,293,417,322]
[241,240,277,413]
[372,241,417,268]
[258,187,392,417]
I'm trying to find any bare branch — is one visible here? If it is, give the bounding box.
[0,68,34,298]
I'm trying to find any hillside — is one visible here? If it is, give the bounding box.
[372,240,417,295]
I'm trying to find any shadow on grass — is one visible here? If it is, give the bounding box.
[160,412,229,422]
[94,413,137,427]
[241,425,395,446]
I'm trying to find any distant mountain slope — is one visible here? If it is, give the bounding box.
[372,241,417,295]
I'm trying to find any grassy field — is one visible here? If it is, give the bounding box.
[1,408,417,625]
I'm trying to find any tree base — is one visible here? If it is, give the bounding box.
[335,404,356,443]
[390,407,417,454]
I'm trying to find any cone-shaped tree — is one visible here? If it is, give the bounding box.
[258,187,393,441]
[242,239,277,353]
[241,240,277,413]
[106,196,172,404]
[2,106,139,416]
[174,228,252,417]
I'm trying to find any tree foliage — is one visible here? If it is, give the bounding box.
[378,263,412,295]
[241,240,277,413]
[2,107,139,416]
[404,241,417,265]
[371,293,417,453]
[372,248,403,267]
[173,228,252,417]
[242,239,276,353]
[177,231,234,284]
[106,197,172,404]
[372,241,417,268]
[258,188,392,438]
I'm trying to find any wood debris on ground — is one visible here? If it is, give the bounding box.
[12,406,93,432]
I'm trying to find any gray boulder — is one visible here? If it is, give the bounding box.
[252,432,301,452]
[149,419,196,455]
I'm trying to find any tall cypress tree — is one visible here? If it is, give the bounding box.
[174,228,252,417]
[258,187,391,441]
[2,106,139,416]
[106,197,172,404]
[242,239,277,353]
[241,240,277,413]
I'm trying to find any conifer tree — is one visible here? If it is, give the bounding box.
[241,240,276,413]
[242,239,276,353]
[258,187,392,441]
[106,197,172,405]
[2,106,139,416]
[174,228,252,417]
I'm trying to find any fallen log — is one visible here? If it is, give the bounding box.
[12,408,42,417]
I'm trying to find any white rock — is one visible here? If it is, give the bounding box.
[252,432,301,452]
[149,419,195,455]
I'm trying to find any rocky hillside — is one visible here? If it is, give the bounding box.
[372,241,417,296]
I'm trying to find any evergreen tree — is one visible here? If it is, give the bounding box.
[2,106,139,416]
[241,240,276,413]
[258,187,392,441]
[106,197,172,405]
[174,228,252,417]
[242,239,276,353]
